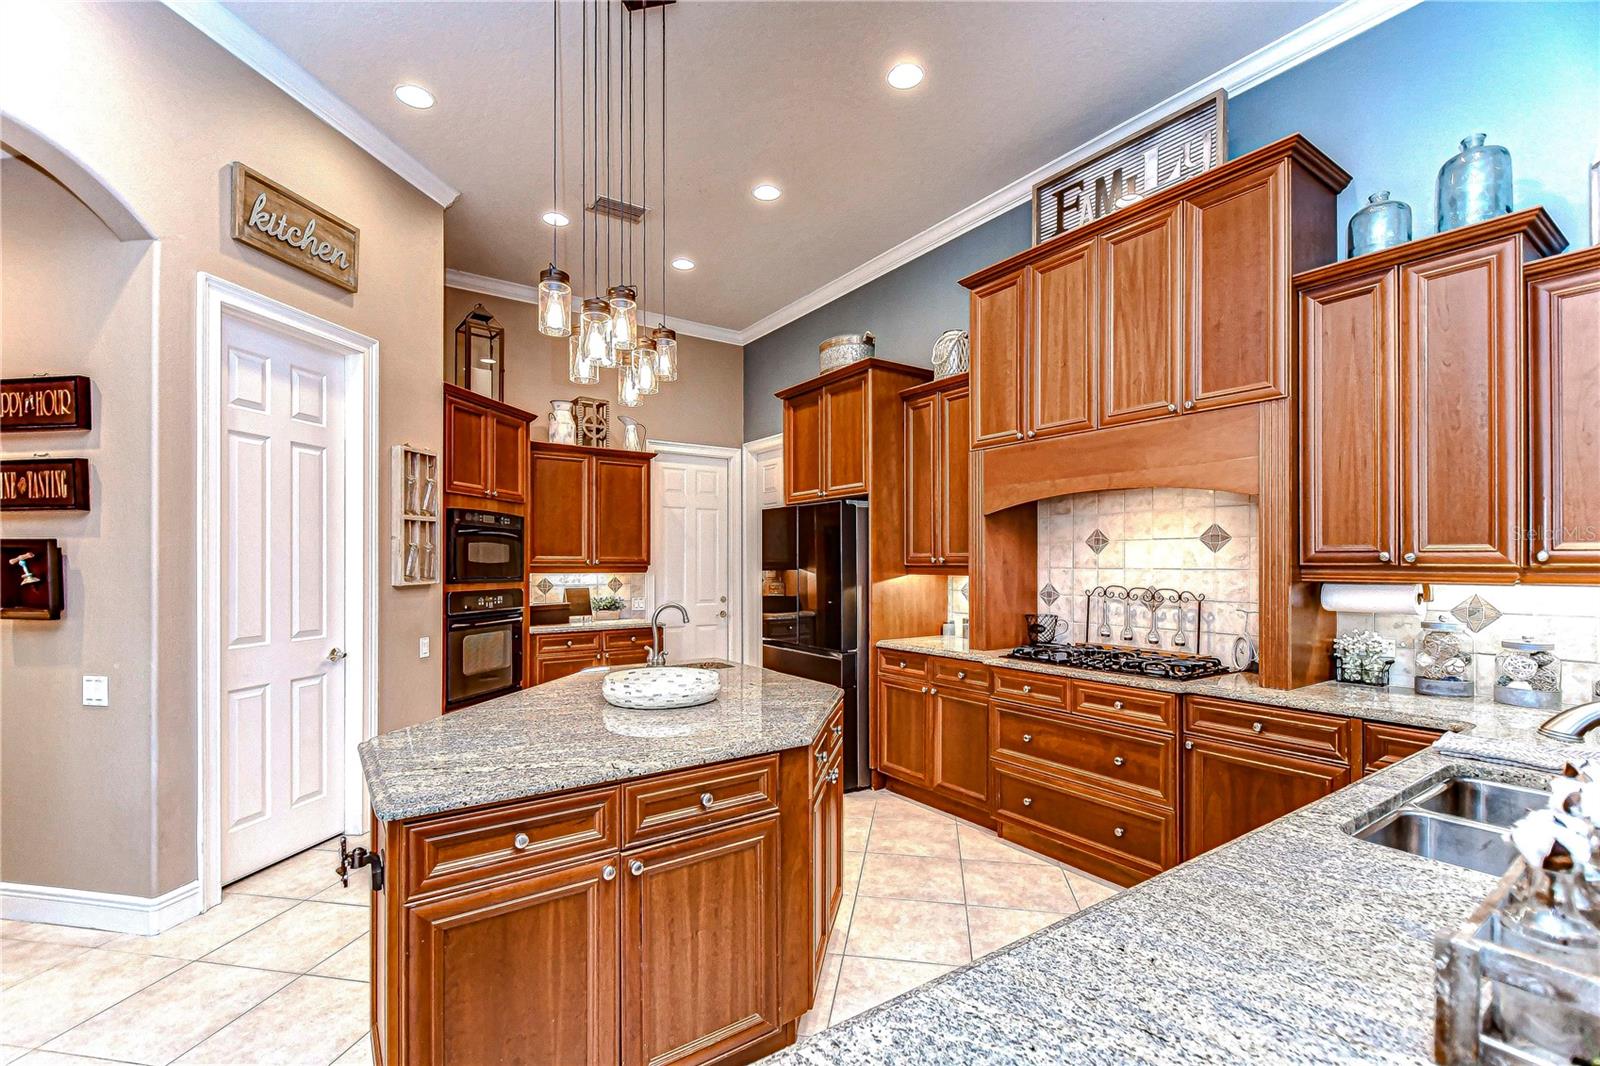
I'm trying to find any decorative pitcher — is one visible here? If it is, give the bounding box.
[547,400,578,445]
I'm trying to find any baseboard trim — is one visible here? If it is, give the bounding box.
[0,878,202,935]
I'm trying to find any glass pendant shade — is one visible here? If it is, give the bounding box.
[634,347,659,395]
[607,285,638,351]
[537,264,572,337]
[579,298,616,369]
[651,326,679,382]
[568,331,598,385]
[617,354,644,407]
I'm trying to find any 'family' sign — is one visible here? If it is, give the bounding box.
[231,163,360,292]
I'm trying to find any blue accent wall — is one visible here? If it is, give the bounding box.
[742,0,1599,441]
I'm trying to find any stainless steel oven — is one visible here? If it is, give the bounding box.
[444,588,524,709]
[446,509,524,584]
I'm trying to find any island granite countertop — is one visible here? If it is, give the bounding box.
[359,663,841,822]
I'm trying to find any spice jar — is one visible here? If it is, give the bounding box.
[1415,614,1475,698]
[1495,636,1562,710]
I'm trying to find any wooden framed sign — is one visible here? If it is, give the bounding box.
[0,458,90,511]
[231,162,360,292]
[2,538,65,620]
[1,375,92,432]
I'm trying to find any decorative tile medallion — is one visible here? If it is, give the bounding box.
[536,577,554,594]
[1039,583,1060,606]
[1451,594,1502,633]
[607,577,623,592]
[1086,528,1110,555]
[1199,523,1232,553]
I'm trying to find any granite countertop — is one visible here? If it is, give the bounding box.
[360,664,842,821]
[529,618,651,635]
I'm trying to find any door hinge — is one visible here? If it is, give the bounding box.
[337,835,384,892]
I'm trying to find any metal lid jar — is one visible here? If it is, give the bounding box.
[1415,614,1475,698]
[819,331,874,373]
[1494,636,1562,710]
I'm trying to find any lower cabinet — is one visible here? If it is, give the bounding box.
[1361,721,1442,774]
[930,689,989,807]
[533,629,656,685]
[809,748,844,980]
[876,675,932,787]
[1181,734,1351,860]
[875,658,990,812]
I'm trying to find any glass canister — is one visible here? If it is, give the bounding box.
[1415,614,1475,698]
[1436,133,1513,232]
[547,400,578,445]
[1495,636,1562,710]
[1348,191,1412,257]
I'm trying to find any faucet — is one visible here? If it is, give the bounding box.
[1539,700,1600,743]
[646,602,689,666]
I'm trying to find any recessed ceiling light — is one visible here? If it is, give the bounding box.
[751,183,782,202]
[670,257,695,271]
[886,62,924,90]
[542,211,570,227]
[394,83,436,109]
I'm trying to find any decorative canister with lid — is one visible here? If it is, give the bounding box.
[931,329,970,378]
[547,400,578,445]
[819,331,874,373]
[1436,133,1513,232]
[1495,636,1562,710]
[1347,191,1412,257]
[1415,614,1475,698]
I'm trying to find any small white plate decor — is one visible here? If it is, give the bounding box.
[602,666,720,709]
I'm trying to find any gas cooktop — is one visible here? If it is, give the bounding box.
[1006,642,1230,681]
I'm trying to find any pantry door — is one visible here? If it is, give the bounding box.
[218,309,349,885]
[652,446,739,662]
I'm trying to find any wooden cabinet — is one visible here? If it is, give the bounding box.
[528,442,653,573]
[1099,204,1184,427]
[969,271,1027,447]
[876,674,932,788]
[822,373,868,497]
[1361,721,1442,774]
[809,746,843,981]
[1296,209,1568,583]
[900,375,971,571]
[783,390,824,500]
[532,627,658,685]
[778,359,931,503]
[874,653,990,812]
[1029,237,1096,439]
[444,384,533,504]
[929,687,988,807]
[1526,246,1600,580]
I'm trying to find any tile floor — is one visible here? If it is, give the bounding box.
[0,791,1120,1063]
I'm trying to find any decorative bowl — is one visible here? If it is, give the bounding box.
[602,666,720,709]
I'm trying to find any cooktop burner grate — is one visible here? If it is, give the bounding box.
[1005,642,1230,681]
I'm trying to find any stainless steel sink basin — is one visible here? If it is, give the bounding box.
[1354,809,1519,876]
[1411,778,1547,828]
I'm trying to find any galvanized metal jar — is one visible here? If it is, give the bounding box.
[819,331,874,373]
[931,329,970,378]
[1494,636,1562,710]
[1415,614,1475,698]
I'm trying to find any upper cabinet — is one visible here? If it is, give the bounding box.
[1297,209,1568,584]
[777,359,932,504]
[961,136,1349,449]
[528,442,653,573]
[900,375,971,571]
[443,383,532,504]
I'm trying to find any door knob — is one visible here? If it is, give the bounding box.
[718,610,728,618]
[326,648,348,663]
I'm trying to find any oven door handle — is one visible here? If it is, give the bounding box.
[447,612,523,632]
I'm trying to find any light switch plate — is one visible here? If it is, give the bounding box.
[82,675,109,707]
[419,636,430,659]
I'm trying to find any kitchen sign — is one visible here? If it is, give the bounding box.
[1,376,92,432]
[231,163,360,292]
[0,458,90,511]
[1032,92,1227,244]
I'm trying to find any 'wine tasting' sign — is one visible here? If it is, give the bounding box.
[1,376,92,432]
[0,458,90,512]
[231,163,360,292]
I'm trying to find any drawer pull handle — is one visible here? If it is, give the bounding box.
[1113,826,1126,838]
[826,768,840,784]
[513,833,531,850]
[1112,756,1125,767]
[1022,684,1032,694]
[699,792,714,809]
[630,859,645,877]
[565,639,574,647]
[816,748,829,766]
[956,670,966,680]
[1022,796,1033,807]
[832,723,843,738]
[1022,733,1033,743]
[899,660,907,669]
[1251,721,1263,733]
[602,864,617,881]
[1112,700,1124,710]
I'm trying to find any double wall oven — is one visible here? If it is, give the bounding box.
[446,509,524,584]
[445,588,525,708]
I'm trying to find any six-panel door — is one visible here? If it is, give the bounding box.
[969,272,1027,447]
[1528,250,1600,577]
[1099,204,1183,427]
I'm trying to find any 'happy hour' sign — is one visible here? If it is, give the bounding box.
[231,163,360,292]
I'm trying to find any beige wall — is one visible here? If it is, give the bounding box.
[444,288,745,448]
[1,2,445,899]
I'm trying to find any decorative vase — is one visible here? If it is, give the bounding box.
[618,415,647,451]
[819,332,874,373]
[1437,133,1513,233]
[547,400,578,445]
[1347,192,1412,257]
[931,329,970,378]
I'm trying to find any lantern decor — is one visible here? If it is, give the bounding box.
[453,303,506,400]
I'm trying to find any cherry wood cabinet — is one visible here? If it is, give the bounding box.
[876,674,932,788]
[528,442,653,573]
[444,384,533,505]
[778,359,932,503]
[1028,238,1097,439]
[1099,204,1184,427]
[969,271,1027,447]
[532,627,657,686]
[900,375,970,572]
[875,653,992,815]
[1361,721,1442,774]
[809,746,844,981]
[1526,246,1600,581]
[1181,735,1350,859]
[929,687,989,808]
[783,389,824,500]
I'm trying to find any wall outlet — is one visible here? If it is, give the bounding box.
[82,675,109,707]
[632,597,646,611]
[419,636,431,660]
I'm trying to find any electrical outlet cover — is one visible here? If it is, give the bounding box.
[82,675,109,706]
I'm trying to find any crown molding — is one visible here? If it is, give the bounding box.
[445,269,745,347]
[737,0,1419,344]
[161,0,461,208]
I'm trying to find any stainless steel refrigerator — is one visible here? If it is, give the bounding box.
[760,499,871,790]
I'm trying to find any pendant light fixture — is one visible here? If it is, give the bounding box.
[650,0,679,382]
[538,0,572,337]
[568,330,599,385]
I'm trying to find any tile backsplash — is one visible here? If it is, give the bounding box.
[947,575,969,633]
[530,572,649,618]
[1035,488,1260,666]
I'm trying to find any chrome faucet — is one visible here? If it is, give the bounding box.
[646,602,689,667]
[1539,700,1600,743]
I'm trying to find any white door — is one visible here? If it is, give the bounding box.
[653,453,732,661]
[219,311,347,884]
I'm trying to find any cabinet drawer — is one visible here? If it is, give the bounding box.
[404,785,620,896]
[992,702,1176,808]
[1184,696,1352,764]
[1361,721,1442,773]
[994,765,1173,878]
[622,755,780,847]
[992,667,1068,709]
[602,628,651,653]
[877,649,928,679]
[1072,681,1177,734]
[929,657,989,693]
[811,701,845,789]
[535,632,603,657]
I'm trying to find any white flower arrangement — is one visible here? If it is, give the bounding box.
[1333,630,1397,685]
[1510,758,1600,874]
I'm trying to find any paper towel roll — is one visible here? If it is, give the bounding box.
[1319,583,1424,616]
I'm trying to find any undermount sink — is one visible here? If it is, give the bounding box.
[675,659,738,670]
[1354,809,1520,877]
[602,666,720,709]
[1411,778,1547,828]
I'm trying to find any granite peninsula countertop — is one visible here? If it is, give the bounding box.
[360,663,842,821]
[529,618,651,635]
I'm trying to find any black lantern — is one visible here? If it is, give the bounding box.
[453,303,505,400]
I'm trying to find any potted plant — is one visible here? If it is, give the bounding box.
[591,593,624,621]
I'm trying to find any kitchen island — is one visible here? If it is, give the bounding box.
[358,662,846,1066]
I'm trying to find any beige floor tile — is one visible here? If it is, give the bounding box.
[309,936,369,982]
[330,1036,371,1066]
[795,954,842,1037]
[203,902,366,975]
[101,895,297,962]
[43,962,293,1066]
[866,816,959,859]
[856,853,965,904]
[310,868,371,907]
[1065,871,1121,909]
[226,851,344,902]
[0,923,115,949]
[840,850,865,893]
[841,788,878,811]
[961,860,1076,912]
[1,941,87,989]
[173,975,366,1066]
[843,896,970,966]
[13,1052,139,1065]
[965,906,1066,959]
[313,834,367,854]
[841,808,873,852]
[824,892,855,957]
[828,957,951,1025]
[0,949,185,1047]
[956,824,1051,866]
[869,794,953,824]
[0,1047,30,1064]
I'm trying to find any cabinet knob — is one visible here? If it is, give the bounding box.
[826,768,840,784]
[1015,431,1024,440]
[832,723,843,738]
[956,670,966,680]
[1185,741,1194,750]
[921,686,929,694]
[899,660,907,669]
[1535,549,1551,563]
[1113,756,1125,767]
[1166,403,1177,413]
[1377,551,1391,562]
[565,639,574,647]
[816,748,828,766]
[629,859,645,877]
[1113,826,1126,838]
[1022,684,1032,694]
[929,687,938,695]
[513,833,531,850]
[602,864,617,881]
[1022,796,1033,807]
[699,792,714,809]
[1183,400,1194,411]
[1403,552,1417,564]
[1022,733,1033,743]
[1112,700,1124,710]
[1251,721,1263,733]
[1026,430,1036,439]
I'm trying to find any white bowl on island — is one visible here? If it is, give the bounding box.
[602,666,721,709]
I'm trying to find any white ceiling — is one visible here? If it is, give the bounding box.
[220,0,1335,336]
